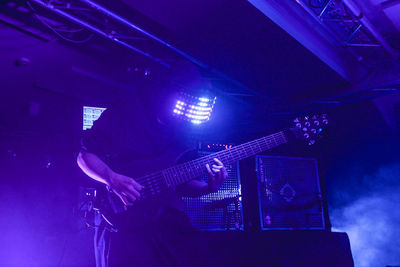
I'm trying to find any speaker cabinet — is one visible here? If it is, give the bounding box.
[256,155,325,230]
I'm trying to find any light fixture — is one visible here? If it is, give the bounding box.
[172,92,216,124]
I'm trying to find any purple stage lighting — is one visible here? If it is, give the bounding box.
[173,92,216,124]
[83,106,106,130]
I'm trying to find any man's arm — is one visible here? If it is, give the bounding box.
[77,150,143,205]
[78,150,226,200]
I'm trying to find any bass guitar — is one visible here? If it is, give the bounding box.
[100,114,328,226]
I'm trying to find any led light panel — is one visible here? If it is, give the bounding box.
[173,92,216,124]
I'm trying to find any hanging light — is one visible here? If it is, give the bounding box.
[172,92,216,124]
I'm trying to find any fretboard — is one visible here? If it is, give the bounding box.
[162,131,288,188]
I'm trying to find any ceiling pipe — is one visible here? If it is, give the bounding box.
[79,0,261,96]
[29,0,171,67]
[80,0,206,69]
[29,0,260,96]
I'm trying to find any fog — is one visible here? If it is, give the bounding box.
[331,163,400,267]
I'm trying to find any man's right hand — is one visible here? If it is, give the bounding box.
[108,172,144,206]
[77,150,143,207]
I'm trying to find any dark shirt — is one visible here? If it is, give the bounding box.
[82,93,181,162]
[83,92,214,267]
[81,92,192,229]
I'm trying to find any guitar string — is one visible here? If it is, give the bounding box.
[114,131,288,200]
[161,133,283,186]
[184,132,285,171]
[133,132,288,193]
[135,132,288,192]
[164,132,286,187]
[185,132,286,176]
[138,135,286,197]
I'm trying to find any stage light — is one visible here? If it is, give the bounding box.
[172,92,216,124]
[83,106,106,130]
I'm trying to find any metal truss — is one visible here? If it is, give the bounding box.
[296,0,398,61]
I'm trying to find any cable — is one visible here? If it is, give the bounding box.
[27,1,94,44]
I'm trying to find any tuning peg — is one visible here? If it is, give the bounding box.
[308,139,316,146]
[303,133,310,139]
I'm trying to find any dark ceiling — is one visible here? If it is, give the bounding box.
[97,0,349,105]
[2,0,385,141]
[1,0,349,104]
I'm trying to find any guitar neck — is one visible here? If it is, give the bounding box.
[162,130,289,188]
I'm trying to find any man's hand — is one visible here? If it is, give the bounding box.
[108,172,143,206]
[77,150,143,206]
[206,158,228,193]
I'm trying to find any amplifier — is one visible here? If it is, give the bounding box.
[183,150,243,231]
[256,155,325,230]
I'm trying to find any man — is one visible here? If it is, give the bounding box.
[77,67,228,266]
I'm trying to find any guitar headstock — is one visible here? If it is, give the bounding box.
[290,114,328,145]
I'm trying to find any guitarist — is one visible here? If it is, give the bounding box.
[77,76,228,266]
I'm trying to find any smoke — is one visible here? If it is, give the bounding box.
[331,163,400,267]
